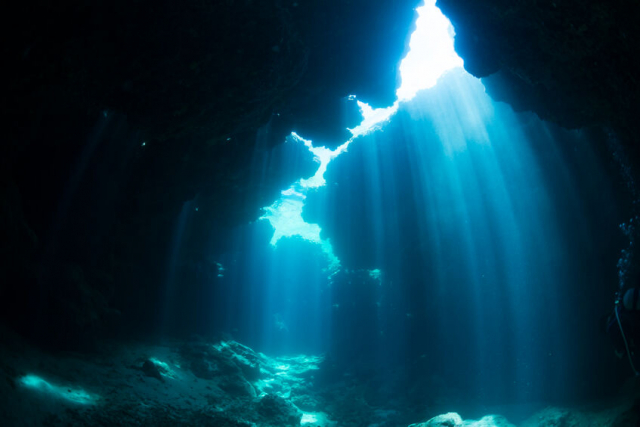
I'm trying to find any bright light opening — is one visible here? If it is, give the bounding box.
[263,188,320,245]
[260,0,461,274]
[396,0,463,101]
[349,100,400,138]
[298,134,350,189]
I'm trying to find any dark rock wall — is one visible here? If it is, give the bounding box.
[0,0,419,346]
[436,0,640,143]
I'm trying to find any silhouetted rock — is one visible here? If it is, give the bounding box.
[255,393,302,427]
[141,359,164,382]
[437,0,640,159]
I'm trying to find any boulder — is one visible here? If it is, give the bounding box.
[464,415,515,427]
[255,393,302,427]
[410,412,463,427]
[141,360,164,382]
[218,375,256,399]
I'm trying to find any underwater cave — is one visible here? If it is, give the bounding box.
[2,0,640,426]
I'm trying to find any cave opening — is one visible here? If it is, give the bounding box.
[260,0,462,273]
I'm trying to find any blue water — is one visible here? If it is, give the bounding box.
[210,67,625,416]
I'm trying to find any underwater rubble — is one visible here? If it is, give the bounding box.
[0,328,332,426]
[0,327,637,427]
[409,403,640,427]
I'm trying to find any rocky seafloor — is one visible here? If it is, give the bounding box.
[1,327,638,427]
